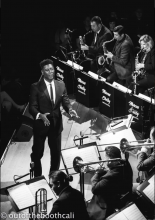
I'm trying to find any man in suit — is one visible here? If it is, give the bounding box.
[81,16,113,73]
[105,25,135,86]
[48,170,89,220]
[29,59,77,177]
[91,146,133,218]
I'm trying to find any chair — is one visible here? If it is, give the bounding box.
[114,191,133,211]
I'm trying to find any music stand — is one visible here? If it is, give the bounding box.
[6,175,55,218]
[106,202,147,220]
[136,173,155,218]
[61,143,101,198]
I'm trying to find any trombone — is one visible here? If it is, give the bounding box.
[98,138,152,146]
[73,156,123,173]
[119,138,154,154]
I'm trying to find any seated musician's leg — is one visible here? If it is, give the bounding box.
[106,71,118,84]
[90,59,98,73]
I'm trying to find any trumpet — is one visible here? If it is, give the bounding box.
[120,138,154,154]
[73,156,123,173]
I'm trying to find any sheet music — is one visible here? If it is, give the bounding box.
[62,146,99,174]
[143,176,154,204]
[7,183,35,210]
[67,60,83,70]
[148,175,154,184]
[108,212,127,220]
[138,93,155,105]
[88,71,99,80]
[122,203,146,220]
[112,82,132,94]
[107,114,133,132]
[28,178,55,201]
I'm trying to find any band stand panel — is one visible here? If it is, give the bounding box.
[99,82,114,118]
[126,93,154,135]
[75,71,99,108]
[6,176,56,212]
[113,84,127,118]
[51,56,74,95]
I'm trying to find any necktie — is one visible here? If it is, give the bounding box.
[49,83,54,104]
[94,33,98,44]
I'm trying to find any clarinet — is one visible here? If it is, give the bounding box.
[79,30,92,59]
[79,36,86,59]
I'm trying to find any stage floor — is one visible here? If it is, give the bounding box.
[1,97,142,219]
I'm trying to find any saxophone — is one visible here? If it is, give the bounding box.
[134,49,146,77]
[98,37,115,65]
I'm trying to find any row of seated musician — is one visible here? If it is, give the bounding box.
[55,16,154,96]
[47,126,155,220]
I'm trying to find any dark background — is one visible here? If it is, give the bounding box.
[0,0,154,158]
[2,0,154,86]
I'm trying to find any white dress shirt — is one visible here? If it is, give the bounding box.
[36,79,56,119]
[44,79,56,103]
[94,28,101,43]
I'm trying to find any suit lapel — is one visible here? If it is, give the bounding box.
[54,80,60,107]
[39,79,53,106]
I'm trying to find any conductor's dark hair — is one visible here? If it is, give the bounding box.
[113,25,125,35]
[91,16,102,25]
[49,170,73,185]
[40,59,54,70]
[105,146,121,159]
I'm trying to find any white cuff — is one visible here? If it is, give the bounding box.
[36,113,40,120]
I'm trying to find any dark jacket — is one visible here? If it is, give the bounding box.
[49,186,89,220]
[139,47,155,76]
[29,78,72,135]
[112,34,135,79]
[137,149,155,178]
[88,25,113,57]
[91,161,133,213]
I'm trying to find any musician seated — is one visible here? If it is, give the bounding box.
[103,25,135,86]
[132,126,155,219]
[134,34,155,95]
[132,126,155,193]
[48,170,89,220]
[91,146,133,218]
[137,126,155,178]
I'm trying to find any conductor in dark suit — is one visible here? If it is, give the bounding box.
[81,16,113,73]
[49,170,89,220]
[29,59,77,177]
